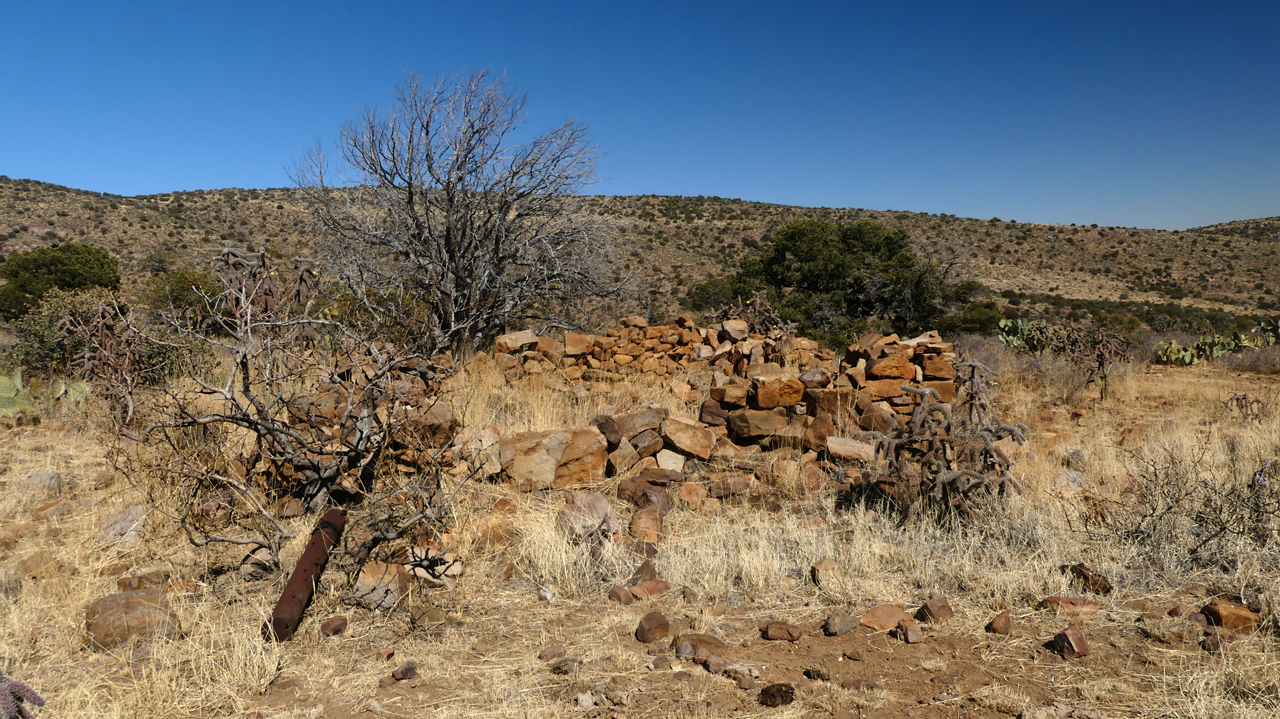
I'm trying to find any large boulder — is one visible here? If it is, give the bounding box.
[498,426,608,491]
[85,589,180,649]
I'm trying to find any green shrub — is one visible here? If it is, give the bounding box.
[0,243,119,320]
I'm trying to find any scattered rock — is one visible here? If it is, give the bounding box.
[1201,598,1260,633]
[824,612,857,636]
[19,551,60,580]
[759,683,796,707]
[661,417,716,460]
[117,568,172,592]
[1040,596,1101,617]
[628,559,658,585]
[32,499,71,521]
[629,579,670,600]
[609,585,634,605]
[804,666,831,681]
[826,436,876,462]
[0,522,35,550]
[376,647,395,661]
[892,618,924,644]
[860,605,911,631]
[23,471,61,493]
[319,616,348,637]
[629,506,663,543]
[575,692,595,710]
[556,492,618,538]
[409,606,446,627]
[724,664,757,690]
[810,557,839,586]
[1061,563,1114,594]
[986,611,1014,635]
[915,596,954,624]
[538,644,567,661]
[391,662,417,681]
[239,548,279,582]
[98,505,146,548]
[759,621,803,641]
[635,611,670,643]
[843,647,866,662]
[85,589,180,649]
[1202,627,1232,653]
[1050,627,1089,658]
[840,678,877,690]
[350,561,412,610]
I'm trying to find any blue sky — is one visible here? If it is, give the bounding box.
[1,1,1276,229]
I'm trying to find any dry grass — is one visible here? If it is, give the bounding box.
[1,354,1279,717]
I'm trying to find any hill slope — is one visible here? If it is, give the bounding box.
[1,175,1276,320]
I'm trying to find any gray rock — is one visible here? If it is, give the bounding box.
[99,505,147,548]
[24,471,61,493]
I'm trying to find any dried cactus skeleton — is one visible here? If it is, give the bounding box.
[871,361,1027,523]
[716,294,796,336]
[0,669,42,719]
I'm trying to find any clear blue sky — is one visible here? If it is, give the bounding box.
[2,1,1276,229]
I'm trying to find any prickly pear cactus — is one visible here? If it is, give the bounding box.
[0,369,35,417]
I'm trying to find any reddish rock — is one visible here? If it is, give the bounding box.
[920,355,955,380]
[752,377,805,409]
[1040,596,1101,617]
[810,558,840,586]
[699,400,729,427]
[867,354,915,380]
[759,621,804,641]
[915,596,954,624]
[1201,599,1260,633]
[636,611,670,643]
[1061,563,1114,594]
[860,605,911,631]
[609,585,634,605]
[986,612,1014,635]
[630,506,663,543]
[537,643,567,661]
[116,568,172,592]
[319,615,348,637]
[1051,627,1089,658]
[629,579,670,600]
[661,417,716,459]
[892,618,924,644]
[710,385,748,407]
[494,330,539,354]
[85,589,179,649]
[1201,628,1232,653]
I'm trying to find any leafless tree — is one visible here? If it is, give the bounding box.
[295,69,616,355]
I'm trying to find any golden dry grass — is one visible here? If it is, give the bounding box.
[0,352,1277,717]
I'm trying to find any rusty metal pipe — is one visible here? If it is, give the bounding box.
[262,508,346,642]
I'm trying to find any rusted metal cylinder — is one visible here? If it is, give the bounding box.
[262,508,346,642]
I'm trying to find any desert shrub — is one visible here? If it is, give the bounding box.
[683,220,982,346]
[4,287,114,373]
[0,242,119,320]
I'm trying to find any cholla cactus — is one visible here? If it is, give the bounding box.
[0,669,43,718]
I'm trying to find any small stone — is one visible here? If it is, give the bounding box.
[892,618,924,644]
[1040,596,1101,617]
[1051,627,1089,658]
[840,678,877,691]
[759,683,796,707]
[860,605,911,631]
[703,603,727,617]
[538,644,566,661]
[681,586,698,603]
[635,611,669,643]
[701,652,728,674]
[986,611,1013,635]
[1168,603,1192,619]
[609,585,634,605]
[823,612,856,636]
[628,579,670,600]
[550,658,581,675]
[915,596,953,624]
[843,646,866,662]
[1061,563,1114,594]
[1202,628,1232,653]
[410,606,446,627]
[803,666,830,681]
[759,620,803,641]
[576,692,595,710]
[116,568,172,592]
[1201,598,1260,634]
[375,647,395,661]
[810,558,840,586]
[98,505,146,548]
[672,670,692,682]
[351,561,412,610]
[378,676,396,688]
[319,615,348,637]
[628,559,658,585]
[391,662,418,681]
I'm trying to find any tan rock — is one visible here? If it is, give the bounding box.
[1051,627,1089,658]
[920,355,954,380]
[921,380,955,403]
[860,379,907,400]
[752,376,805,409]
[677,482,710,510]
[499,426,607,491]
[350,561,413,610]
[564,332,596,356]
[655,449,686,473]
[1202,599,1260,633]
[85,589,179,649]
[827,436,876,462]
[1039,596,1101,617]
[759,621,803,641]
[985,611,1013,635]
[629,578,670,600]
[726,408,788,441]
[630,506,663,543]
[721,320,749,341]
[868,354,915,380]
[614,408,669,440]
[892,618,923,643]
[636,611,669,642]
[709,384,748,407]
[860,605,911,631]
[607,436,639,476]
[915,596,954,623]
[810,558,839,586]
[494,329,539,355]
[661,417,716,459]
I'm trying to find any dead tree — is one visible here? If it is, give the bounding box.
[295,69,619,355]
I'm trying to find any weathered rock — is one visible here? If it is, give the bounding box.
[920,355,955,380]
[752,377,805,410]
[499,426,608,491]
[840,678,877,691]
[827,436,875,462]
[614,408,669,441]
[892,618,923,643]
[799,367,832,389]
[1202,627,1232,653]
[1061,563,1114,594]
[709,385,748,407]
[494,329,539,354]
[609,585,634,605]
[635,611,669,643]
[557,492,618,538]
[0,522,35,550]
[239,547,279,582]
[860,379,906,400]
[860,605,911,631]
[858,402,898,432]
[350,561,412,610]
[661,417,716,459]
[564,333,596,356]
[721,320,749,342]
[699,399,729,427]
[1051,627,1089,658]
[32,499,71,521]
[630,506,663,543]
[759,683,795,707]
[823,612,856,636]
[654,449,686,473]
[319,615,348,637]
[19,551,59,580]
[802,415,837,454]
[868,354,915,380]
[23,471,61,493]
[759,621,803,641]
[677,482,710,510]
[921,380,954,403]
[98,505,146,548]
[607,437,640,476]
[391,662,418,681]
[538,643,567,661]
[631,429,664,459]
[915,596,954,624]
[628,559,658,586]
[727,408,788,441]
[629,579,670,600]
[810,558,840,587]
[117,568,171,592]
[1040,596,1101,617]
[709,474,752,498]
[635,467,682,486]
[85,589,179,649]
[1202,598,1260,633]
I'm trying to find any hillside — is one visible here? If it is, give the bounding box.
[1,175,1276,323]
